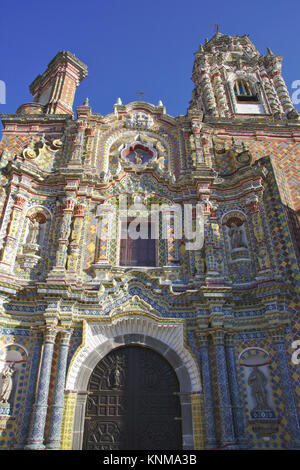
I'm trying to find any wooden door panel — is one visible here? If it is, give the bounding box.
[83,346,182,450]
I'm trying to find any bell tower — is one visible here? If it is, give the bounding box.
[190,32,299,120]
[29,50,88,115]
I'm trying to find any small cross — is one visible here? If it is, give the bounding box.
[136,90,144,101]
[210,23,222,34]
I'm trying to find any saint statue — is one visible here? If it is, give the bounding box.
[229,223,247,249]
[248,367,270,411]
[0,363,15,403]
[26,218,40,245]
[133,150,143,165]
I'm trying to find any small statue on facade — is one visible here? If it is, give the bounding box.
[133,150,143,165]
[26,218,40,245]
[0,363,15,403]
[229,223,247,249]
[248,367,271,411]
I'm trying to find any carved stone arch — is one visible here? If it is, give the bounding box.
[67,316,201,450]
[221,209,247,226]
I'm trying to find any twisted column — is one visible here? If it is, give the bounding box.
[270,68,299,118]
[46,329,73,450]
[259,70,282,116]
[211,70,230,116]
[25,326,58,450]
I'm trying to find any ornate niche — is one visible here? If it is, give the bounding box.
[121,137,157,168]
[17,211,48,275]
[239,348,279,437]
[107,133,170,180]
[0,344,28,425]
[222,211,253,284]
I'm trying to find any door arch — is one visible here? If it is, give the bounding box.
[82,345,182,450]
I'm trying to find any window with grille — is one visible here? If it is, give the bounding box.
[234,79,259,102]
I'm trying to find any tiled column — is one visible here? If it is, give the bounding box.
[14,328,43,449]
[94,204,114,264]
[0,192,27,274]
[197,332,217,448]
[46,329,73,450]
[225,335,248,449]
[211,329,237,449]
[271,328,300,448]
[91,204,114,280]
[67,203,86,278]
[48,198,75,280]
[205,202,224,285]
[247,196,272,277]
[69,121,86,166]
[164,211,179,266]
[25,326,58,450]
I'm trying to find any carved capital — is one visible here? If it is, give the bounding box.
[59,329,73,347]
[13,195,26,210]
[74,204,86,217]
[196,331,209,347]
[269,326,286,343]
[43,326,58,344]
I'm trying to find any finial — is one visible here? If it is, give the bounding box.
[210,23,222,34]
[83,97,89,106]
[136,91,144,101]
[267,47,273,55]
[199,44,204,53]
[158,100,163,106]
[205,38,209,44]
[115,97,122,105]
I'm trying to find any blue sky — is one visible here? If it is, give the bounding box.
[1,0,300,122]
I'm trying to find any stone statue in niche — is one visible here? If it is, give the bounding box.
[26,218,40,245]
[133,150,143,165]
[0,363,15,403]
[248,367,271,411]
[229,223,247,249]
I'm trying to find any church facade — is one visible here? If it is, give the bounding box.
[0,32,299,450]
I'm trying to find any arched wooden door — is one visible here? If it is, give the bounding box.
[83,345,182,450]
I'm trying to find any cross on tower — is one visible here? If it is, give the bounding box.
[136,90,144,101]
[210,23,222,34]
